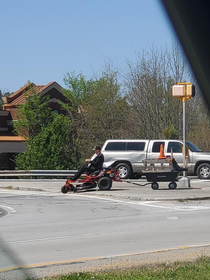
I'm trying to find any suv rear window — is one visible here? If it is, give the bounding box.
[105,142,126,151]
[152,142,165,153]
[127,142,145,151]
[105,141,145,151]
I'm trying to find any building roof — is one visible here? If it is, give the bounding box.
[0,136,26,142]
[0,81,64,147]
[3,81,61,108]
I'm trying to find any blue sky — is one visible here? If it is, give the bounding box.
[0,0,175,93]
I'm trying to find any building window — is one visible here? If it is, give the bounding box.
[1,153,8,169]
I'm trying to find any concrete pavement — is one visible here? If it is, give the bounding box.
[0,177,210,201]
[1,177,210,277]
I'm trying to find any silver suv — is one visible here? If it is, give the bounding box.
[102,140,148,179]
[102,139,210,179]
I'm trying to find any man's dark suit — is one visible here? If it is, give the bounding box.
[89,152,104,171]
[73,152,104,180]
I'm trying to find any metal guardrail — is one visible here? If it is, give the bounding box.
[0,170,77,177]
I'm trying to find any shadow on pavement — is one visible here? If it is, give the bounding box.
[0,235,32,279]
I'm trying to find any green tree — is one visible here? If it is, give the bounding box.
[63,71,129,159]
[84,71,129,142]
[13,85,54,138]
[15,114,74,169]
[13,87,75,169]
[62,72,96,163]
[0,90,12,110]
[162,123,178,139]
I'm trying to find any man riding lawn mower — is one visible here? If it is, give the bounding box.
[61,146,121,193]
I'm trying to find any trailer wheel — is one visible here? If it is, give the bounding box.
[168,182,177,189]
[98,177,112,190]
[61,185,69,193]
[151,182,159,190]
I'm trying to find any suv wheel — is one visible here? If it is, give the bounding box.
[116,163,132,179]
[197,163,210,179]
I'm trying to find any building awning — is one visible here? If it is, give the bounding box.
[0,136,27,153]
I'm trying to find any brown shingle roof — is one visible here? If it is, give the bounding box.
[4,81,56,108]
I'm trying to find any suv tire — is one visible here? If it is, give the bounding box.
[197,163,210,179]
[116,163,132,179]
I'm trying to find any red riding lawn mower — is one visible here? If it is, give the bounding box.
[61,166,122,193]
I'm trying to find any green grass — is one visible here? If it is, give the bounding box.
[4,185,13,189]
[40,256,210,280]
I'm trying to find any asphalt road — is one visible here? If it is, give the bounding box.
[0,178,210,278]
[0,176,210,200]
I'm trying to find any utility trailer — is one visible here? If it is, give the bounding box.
[142,158,180,190]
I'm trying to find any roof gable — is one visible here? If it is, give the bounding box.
[3,81,62,108]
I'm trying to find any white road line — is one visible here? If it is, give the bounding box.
[71,194,210,212]
[191,179,210,183]
[0,205,16,213]
[167,216,179,220]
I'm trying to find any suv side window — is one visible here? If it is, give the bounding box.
[127,142,145,151]
[167,142,182,153]
[152,141,165,153]
[105,142,126,151]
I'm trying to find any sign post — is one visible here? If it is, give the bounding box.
[172,83,195,187]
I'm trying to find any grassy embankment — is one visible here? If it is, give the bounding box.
[38,256,210,280]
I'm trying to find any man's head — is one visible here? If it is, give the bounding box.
[93,145,101,154]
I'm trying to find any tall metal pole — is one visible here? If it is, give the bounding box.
[183,95,187,177]
[173,82,192,187]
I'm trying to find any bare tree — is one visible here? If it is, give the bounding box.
[124,43,204,140]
